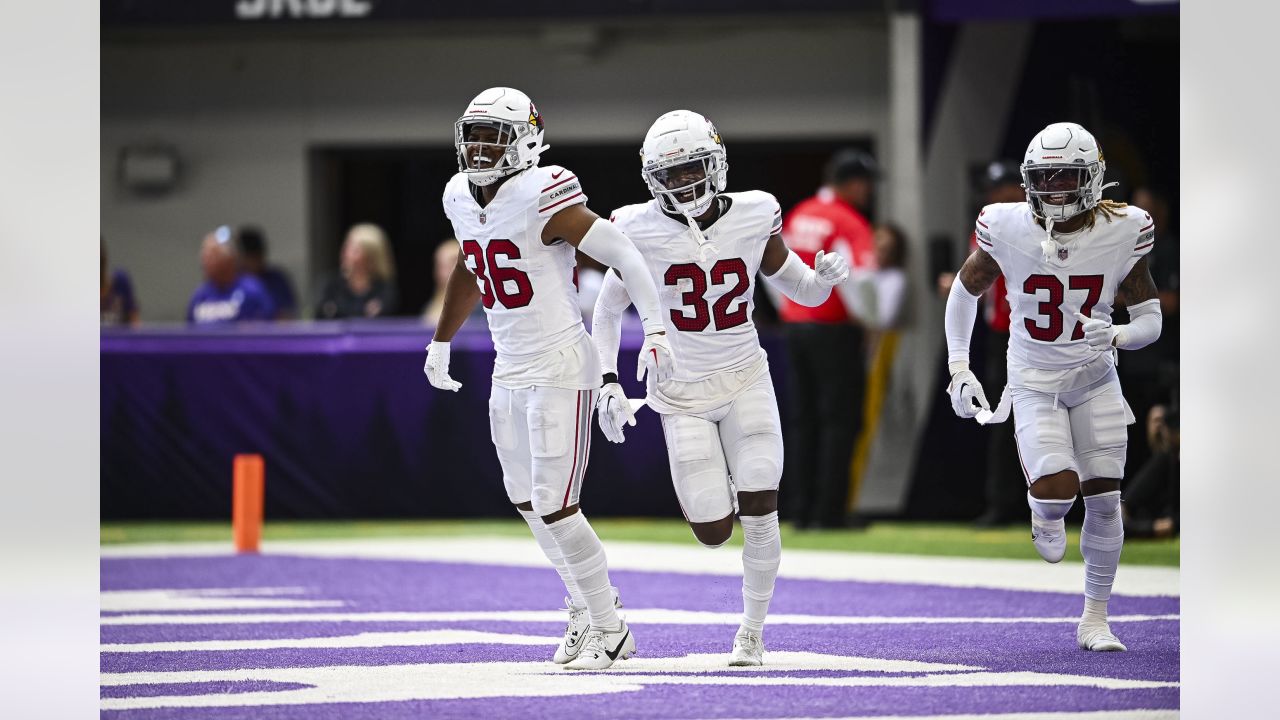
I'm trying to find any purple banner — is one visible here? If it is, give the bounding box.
[101,320,788,520]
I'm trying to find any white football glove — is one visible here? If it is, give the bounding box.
[814,249,850,287]
[423,340,462,392]
[596,383,637,444]
[947,367,990,419]
[1074,312,1120,351]
[638,331,676,383]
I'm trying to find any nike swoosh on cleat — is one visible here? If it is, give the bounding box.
[604,631,630,661]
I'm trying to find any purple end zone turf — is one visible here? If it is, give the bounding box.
[101,554,1178,718]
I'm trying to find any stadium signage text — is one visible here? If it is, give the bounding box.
[235,0,372,20]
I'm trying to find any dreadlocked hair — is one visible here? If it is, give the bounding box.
[1084,200,1128,230]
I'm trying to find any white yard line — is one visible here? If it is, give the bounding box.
[99,608,1179,628]
[101,537,1180,596]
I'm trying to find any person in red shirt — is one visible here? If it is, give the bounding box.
[937,160,1025,526]
[778,149,879,529]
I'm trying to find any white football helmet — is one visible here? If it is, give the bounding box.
[1020,122,1113,221]
[640,110,727,218]
[454,87,548,187]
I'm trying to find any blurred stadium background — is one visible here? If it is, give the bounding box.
[100,1,1180,718]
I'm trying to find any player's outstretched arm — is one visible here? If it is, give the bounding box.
[759,232,850,306]
[424,249,482,392]
[945,248,1000,418]
[544,204,676,383]
[1076,256,1162,351]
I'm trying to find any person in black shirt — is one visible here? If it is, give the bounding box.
[316,223,398,319]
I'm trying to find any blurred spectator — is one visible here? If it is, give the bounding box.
[944,160,1028,528]
[1122,404,1179,538]
[778,148,878,530]
[101,237,139,326]
[237,225,298,320]
[422,239,462,326]
[844,223,909,330]
[317,223,398,319]
[187,226,275,324]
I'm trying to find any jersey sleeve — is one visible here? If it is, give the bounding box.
[535,165,587,219]
[764,192,783,236]
[973,204,1014,269]
[1122,208,1156,277]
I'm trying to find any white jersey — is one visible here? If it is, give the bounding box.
[976,201,1155,393]
[442,164,598,389]
[610,191,782,413]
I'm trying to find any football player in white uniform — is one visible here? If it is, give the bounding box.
[424,87,679,670]
[591,110,849,666]
[944,122,1162,652]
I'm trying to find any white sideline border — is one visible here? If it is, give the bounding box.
[101,537,1179,597]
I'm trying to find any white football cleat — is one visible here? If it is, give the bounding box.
[552,588,622,664]
[1031,512,1067,563]
[728,629,764,666]
[1078,621,1127,652]
[563,620,635,670]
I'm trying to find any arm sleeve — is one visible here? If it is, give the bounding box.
[945,276,981,371]
[576,218,665,335]
[1116,298,1162,350]
[591,269,632,376]
[762,249,833,307]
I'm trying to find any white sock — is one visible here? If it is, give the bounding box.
[546,512,621,630]
[1081,490,1124,606]
[739,511,781,634]
[1027,492,1075,522]
[518,508,584,608]
[1082,596,1109,625]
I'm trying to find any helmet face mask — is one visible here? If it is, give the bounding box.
[1020,122,1109,222]
[640,110,727,218]
[644,152,723,217]
[454,87,547,187]
[1021,163,1099,221]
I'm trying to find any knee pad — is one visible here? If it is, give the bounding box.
[726,390,784,493]
[1014,393,1078,480]
[664,417,733,523]
[1071,390,1133,480]
[529,484,564,517]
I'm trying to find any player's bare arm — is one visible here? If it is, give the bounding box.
[956,247,1001,296]
[1115,255,1158,307]
[431,249,482,342]
[540,202,599,247]
[759,232,791,275]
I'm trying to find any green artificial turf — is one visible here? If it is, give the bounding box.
[101,518,1178,567]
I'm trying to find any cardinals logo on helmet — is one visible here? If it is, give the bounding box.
[528,103,543,131]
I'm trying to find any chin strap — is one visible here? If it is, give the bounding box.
[1040,216,1058,262]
